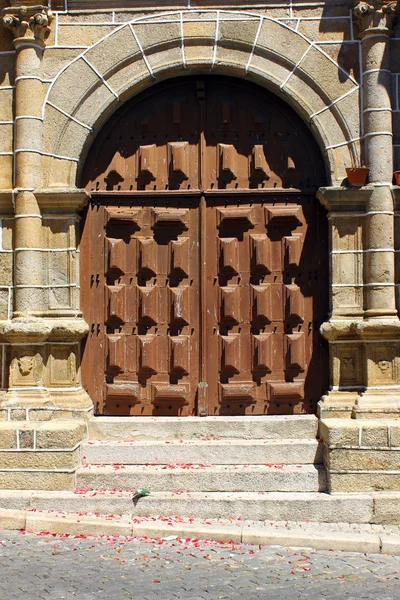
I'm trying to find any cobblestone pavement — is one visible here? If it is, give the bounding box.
[0,531,399,600]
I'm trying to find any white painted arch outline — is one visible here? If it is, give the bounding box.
[42,9,361,187]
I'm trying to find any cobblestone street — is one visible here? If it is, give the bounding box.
[0,531,399,599]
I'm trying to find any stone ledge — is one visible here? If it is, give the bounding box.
[0,318,89,343]
[0,406,93,422]
[241,522,381,553]
[0,490,374,523]
[0,472,74,490]
[1,509,399,554]
[34,187,90,213]
[321,419,400,492]
[0,509,25,531]
[328,472,400,493]
[0,188,89,215]
[373,493,400,524]
[87,414,319,441]
[317,186,373,212]
[327,449,400,470]
[381,535,400,554]
[0,448,80,469]
[320,319,400,342]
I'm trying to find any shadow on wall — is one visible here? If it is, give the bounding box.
[320,1,360,83]
[81,76,326,193]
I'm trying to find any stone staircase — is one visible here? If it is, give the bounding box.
[68,414,340,521]
[79,417,325,493]
[0,415,391,525]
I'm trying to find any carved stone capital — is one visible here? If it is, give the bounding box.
[354,0,400,35]
[2,5,53,45]
[321,318,400,341]
[0,318,89,344]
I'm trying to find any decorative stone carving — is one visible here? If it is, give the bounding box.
[2,5,53,42]
[17,356,33,377]
[335,345,362,388]
[49,345,78,387]
[368,345,398,384]
[11,349,43,386]
[353,0,400,34]
[378,360,391,374]
[342,356,355,380]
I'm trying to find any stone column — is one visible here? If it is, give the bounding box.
[353,0,400,417]
[0,3,92,415]
[2,3,52,318]
[319,0,400,419]
[317,188,370,418]
[356,0,399,318]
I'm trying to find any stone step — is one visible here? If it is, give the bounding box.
[0,490,374,524]
[81,438,322,465]
[88,415,318,441]
[15,511,392,554]
[76,463,327,493]
[5,510,388,554]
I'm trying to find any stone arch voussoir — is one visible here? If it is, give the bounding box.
[41,10,361,188]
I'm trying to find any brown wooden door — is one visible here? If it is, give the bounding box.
[201,193,327,416]
[81,77,328,416]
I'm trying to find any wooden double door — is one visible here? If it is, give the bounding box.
[81,77,328,416]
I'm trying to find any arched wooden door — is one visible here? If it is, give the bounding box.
[81,77,328,417]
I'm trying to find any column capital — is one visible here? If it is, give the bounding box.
[2,4,53,46]
[354,0,400,36]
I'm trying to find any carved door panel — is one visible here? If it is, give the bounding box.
[83,82,200,192]
[202,79,319,191]
[84,198,200,416]
[202,194,327,416]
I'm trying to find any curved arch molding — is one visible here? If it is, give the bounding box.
[41,10,361,188]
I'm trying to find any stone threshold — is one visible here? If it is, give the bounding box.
[1,509,400,555]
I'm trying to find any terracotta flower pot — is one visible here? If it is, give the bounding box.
[393,171,400,186]
[346,167,369,187]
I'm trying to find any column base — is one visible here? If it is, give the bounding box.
[0,388,93,421]
[318,391,360,419]
[0,384,93,419]
[2,388,53,407]
[352,390,400,419]
[320,318,400,420]
[364,309,399,319]
[0,317,93,418]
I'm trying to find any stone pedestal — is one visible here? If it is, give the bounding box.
[0,188,92,414]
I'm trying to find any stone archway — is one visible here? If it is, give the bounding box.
[40,10,360,191]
